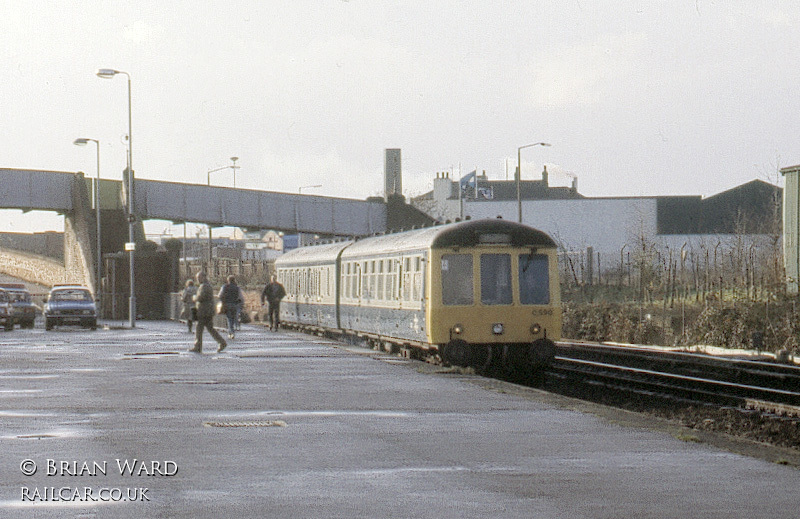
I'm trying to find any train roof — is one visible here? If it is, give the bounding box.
[276,219,557,266]
[276,240,352,266]
[429,218,557,248]
[340,218,556,259]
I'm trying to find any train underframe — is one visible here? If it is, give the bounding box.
[280,318,555,378]
[440,338,556,374]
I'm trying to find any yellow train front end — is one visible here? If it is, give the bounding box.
[424,220,561,371]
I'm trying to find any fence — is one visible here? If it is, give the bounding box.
[558,237,797,352]
[559,235,785,305]
[179,258,276,289]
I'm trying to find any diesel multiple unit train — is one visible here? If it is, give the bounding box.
[275,218,561,372]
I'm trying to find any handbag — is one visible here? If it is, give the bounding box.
[216,301,226,314]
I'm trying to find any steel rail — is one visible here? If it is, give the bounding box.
[555,341,800,393]
[551,356,800,408]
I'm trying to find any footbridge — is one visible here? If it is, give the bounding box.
[0,168,427,292]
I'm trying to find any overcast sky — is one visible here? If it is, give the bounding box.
[2,1,799,235]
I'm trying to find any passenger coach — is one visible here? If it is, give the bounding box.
[276,218,561,372]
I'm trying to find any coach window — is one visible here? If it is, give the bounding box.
[377,260,384,300]
[519,254,550,304]
[348,263,354,300]
[388,259,396,300]
[325,268,331,297]
[480,254,512,305]
[441,254,473,306]
[365,261,372,299]
[356,262,362,299]
[370,260,377,299]
[350,263,357,299]
[402,258,412,301]
[363,262,369,299]
[348,263,354,299]
[341,265,346,299]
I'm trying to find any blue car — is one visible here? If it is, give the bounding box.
[44,285,97,331]
[0,289,13,331]
[0,284,38,329]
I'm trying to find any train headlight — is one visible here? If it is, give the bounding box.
[530,323,542,335]
[492,323,504,335]
[452,324,464,335]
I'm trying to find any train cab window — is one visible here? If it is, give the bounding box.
[441,254,473,306]
[519,254,550,305]
[480,254,512,305]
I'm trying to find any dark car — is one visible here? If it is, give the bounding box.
[0,284,37,329]
[44,285,97,331]
[0,289,13,331]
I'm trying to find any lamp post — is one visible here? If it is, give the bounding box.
[207,157,240,187]
[96,68,135,327]
[230,157,239,188]
[516,142,551,223]
[73,137,102,318]
[207,157,240,268]
[297,185,322,246]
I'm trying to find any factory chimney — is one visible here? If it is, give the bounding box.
[384,148,402,201]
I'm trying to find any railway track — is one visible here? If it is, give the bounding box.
[544,342,800,448]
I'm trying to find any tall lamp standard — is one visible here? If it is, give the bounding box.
[207,157,240,268]
[73,137,102,317]
[298,184,322,193]
[96,68,136,327]
[297,185,322,246]
[516,142,551,223]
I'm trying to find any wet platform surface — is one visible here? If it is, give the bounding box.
[0,321,798,518]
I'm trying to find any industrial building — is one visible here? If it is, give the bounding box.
[413,167,782,281]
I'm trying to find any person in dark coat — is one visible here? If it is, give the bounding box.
[218,275,244,339]
[190,271,227,353]
[260,275,286,331]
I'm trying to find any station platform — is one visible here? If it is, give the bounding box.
[0,321,798,518]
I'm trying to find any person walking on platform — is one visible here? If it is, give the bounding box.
[261,275,286,331]
[218,275,244,339]
[189,271,227,353]
[181,279,197,333]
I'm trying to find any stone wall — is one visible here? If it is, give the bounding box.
[63,173,95,292]
[0,248,66,287]
[0,232,63,260]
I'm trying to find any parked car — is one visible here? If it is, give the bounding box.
[0,283,37,329]
[44,285,97,331]
[0,289,13,331]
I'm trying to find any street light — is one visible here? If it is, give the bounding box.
[517,142,551,223]
[208,157,240,187]
[230,157,239,188]
[299,184,322,193]
[73,137,102,318]
[297,185,322,246]
[97,68,135,328]
[207,157,240,268]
